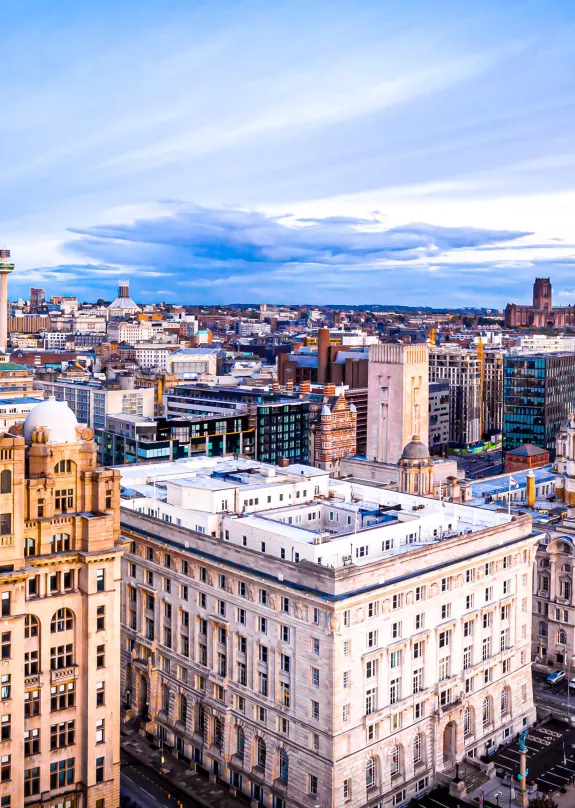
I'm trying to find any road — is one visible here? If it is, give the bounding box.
[533,669,575,718]
[121,749,201,808]
[456,452,503,481]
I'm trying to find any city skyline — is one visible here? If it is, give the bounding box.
[3,1,575,305]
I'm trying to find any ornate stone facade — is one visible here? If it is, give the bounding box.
[554,416,575,506]
[0,399,123,808]
[120,506,537,808]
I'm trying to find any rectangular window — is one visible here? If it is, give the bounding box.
[50,757,75,789]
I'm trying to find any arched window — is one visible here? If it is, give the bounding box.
[50,534,71,553]
[0,470,11,494]
[366,756,376,789]
[54,459,73,474]
[236,726,245,759]
[257,737,267,769]
[178,694,188,723]
[501,688,509,715]
[463,706,472,737]
[24,537,37,557]
[214,717,222,748]
[413,734,423,765]
[559,630,567,645]
[390,745,400,776]
[539,622,548,637]
[51,608,74,633]
[482,697,491,727]
[25,615,39,639]
[279,749,289,782]
[161,683,170,713]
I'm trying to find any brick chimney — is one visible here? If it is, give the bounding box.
[324,383,336,397]
[277,455,290,467]
[300,380,311,394]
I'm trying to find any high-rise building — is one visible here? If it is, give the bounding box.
[429,348,481,449]
[482,351,504,438]
[29,287,46,313]
[428,380,450,455]
[119,458,537,807]
[366,343,429,464]
[0,398,122,807]
[503,353,575,455]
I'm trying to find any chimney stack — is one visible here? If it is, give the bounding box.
[324,383,336,397]
[300,380,311,394]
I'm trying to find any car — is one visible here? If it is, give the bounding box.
[569,677,575,689]
[547,670,566,685]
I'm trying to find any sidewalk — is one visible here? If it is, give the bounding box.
[121,722,243,808]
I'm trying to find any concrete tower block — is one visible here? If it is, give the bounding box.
[366,343,429,464]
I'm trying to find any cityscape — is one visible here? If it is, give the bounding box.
[3,4,575,808]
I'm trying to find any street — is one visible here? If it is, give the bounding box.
[532,669,575,718]
[456,451,504,480]
[121,749,202,808]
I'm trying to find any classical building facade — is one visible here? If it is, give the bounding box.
[505,278,575,328]
[0,398,123,808]
[398,437,433,496]
[119,461,537,808]
[532,530,575,670]
[554,416,575,505]
[309,388,357,473]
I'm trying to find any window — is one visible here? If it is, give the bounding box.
[312,638,320,655]
[441,603,451,620]
[281,625,290,643]
[51,681,75,711]
[1,632,10,659]
[51,720,75,749]
[343,779,351,801]
[390,678,399,705]
[51,608,74,633]
[392,593,403,610]
[366,757,376,789]
[96,644,105,668]
[392,622,401,639]
[311,667,320,687]
[50,758,75,789]
[466,594,474,610]
[390,650,401,668]
[413,668,423,694]
[279,749,289,782]
[439,630,450,648]
[96,681,105,706]
[55,489,73,513]
[309,775,318,796]
[343,670,350,688]
[366,659,378,678]
[441,576,451,592]
[482,697,491,726]
[24,615,39,639]
[342,703,350,722]
[96,718,105,743]
[50,644,74,670]
[311,700,320,720]
[367,630,378,648]
[390,745,400,776]
[343,609,350,627]
[415,585,425,601]
[413,734,423,764]
[415,613,424,630]
[24,767,40,796]
[0,715,9,742]
[258,616,267,634]
[24,650,39,676]
[393,790,406,807]
[0,593,9,618]
[96,569,105,592]
[96,756,105,783]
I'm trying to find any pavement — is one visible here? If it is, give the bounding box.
[121,723,244,808]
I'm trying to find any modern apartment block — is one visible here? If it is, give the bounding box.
[482,351,504,438]
[429,348,481,448]
[40,378,156,430]
[503,353,575,455]
[119,457,537,808]
[0,398,123,807]
[97,412,254,466]
[428,381,449,455]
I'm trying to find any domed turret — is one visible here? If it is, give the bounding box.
[23,398,79,444]
[401,435,431,461]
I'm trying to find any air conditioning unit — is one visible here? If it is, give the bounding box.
[342,554,352,566]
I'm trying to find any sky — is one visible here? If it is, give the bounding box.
[3,0,575,308]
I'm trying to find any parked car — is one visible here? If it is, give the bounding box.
[547,670,566,685]
[568,677,575,689]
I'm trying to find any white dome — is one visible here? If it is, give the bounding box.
[24,399,79,444]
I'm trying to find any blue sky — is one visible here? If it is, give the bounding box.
[3,0,575,307]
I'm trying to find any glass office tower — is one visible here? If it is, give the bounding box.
[503,352,575,455]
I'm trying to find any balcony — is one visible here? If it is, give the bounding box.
[24,672,43,687]
[51,665,78,683]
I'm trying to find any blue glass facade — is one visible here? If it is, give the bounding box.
[503,353,575,455]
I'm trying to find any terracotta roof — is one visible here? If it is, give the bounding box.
[506,443,547,457]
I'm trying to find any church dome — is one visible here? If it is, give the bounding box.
[24,398,79,444]
[401,435,430,460]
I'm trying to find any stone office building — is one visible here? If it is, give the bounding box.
[119,460,537,808]
[0,398,123,808]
